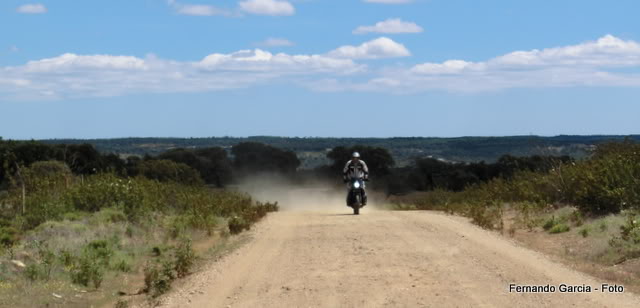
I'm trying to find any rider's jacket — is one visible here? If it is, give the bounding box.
[343,159,369,180]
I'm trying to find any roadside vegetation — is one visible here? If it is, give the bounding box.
[0,141,280,307]
[389,140,640,289]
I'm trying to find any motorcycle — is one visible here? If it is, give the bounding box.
[346,178,366,215]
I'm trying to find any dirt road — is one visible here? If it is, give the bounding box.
[161,209,640,307]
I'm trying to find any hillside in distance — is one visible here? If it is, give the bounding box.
[40,135,640,169]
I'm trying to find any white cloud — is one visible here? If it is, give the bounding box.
[328,37,411,59]
[411,60,473,74]
[411,35,640,76]
[4,35,640,100]
[353,18,423,34]
[23,53,148,73]
[370,35,640,92]
[0,49,362,101]
[175,4,227,16]
[239,0,295,16]
[363,0,414,4]
[255,38,295,47]
[197,49,361,73]
[16,4,47,14]
[168,1,230,16]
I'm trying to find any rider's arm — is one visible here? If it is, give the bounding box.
[361,161,369,179]
[343,160,351,180]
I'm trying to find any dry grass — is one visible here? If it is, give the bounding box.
[504,206,640,293]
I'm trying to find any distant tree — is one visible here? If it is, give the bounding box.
[493,154,572,179]
[232,142,300,176]
[101,153,126,175]
[158,147,232,187]
[410,158,453,191]
[137,159,203,185]
[58,144,103,174]
[21,160,73,192]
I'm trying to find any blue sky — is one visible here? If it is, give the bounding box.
[1,0,639,139]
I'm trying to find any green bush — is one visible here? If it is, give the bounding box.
[228,216,249,234]
[470,204,503,230]
[69,239,115,288]
[58,249,75,268]
[174,239,195,278]
[62,211,86,221]
[168,215,190,239]
[143,259,175,297]
[0,226,19,248]
[113,259,132,273]
[549,223,570,234]
[70,252,103,288]
[86,240,114,265]
[580,227,590,238]
[569,210,584,226]
[35,241,55,281]
[608,213,640,263]
[600,221,608,231]
[401,142,640,221]
[618,214,640,244]
[543,216,558,231]
[65,174,143,218]
[24,263,41,281]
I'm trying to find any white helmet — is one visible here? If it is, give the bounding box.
[352,152,360,158]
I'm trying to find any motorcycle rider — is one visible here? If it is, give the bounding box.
[343,152,369,206]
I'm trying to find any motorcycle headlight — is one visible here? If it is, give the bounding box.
[353,181,360,188]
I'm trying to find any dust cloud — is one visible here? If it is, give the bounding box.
[234,173,381,212]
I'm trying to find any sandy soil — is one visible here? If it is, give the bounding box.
[158,208,640,308]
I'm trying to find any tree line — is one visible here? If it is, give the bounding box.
[0,140,300,189]
[1,138,572,195]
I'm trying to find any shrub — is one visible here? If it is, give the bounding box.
[0,226,19,248]
[96,208,127,223]
[65,174,143,217]
[543,216,558,231]
[115,299,130,308]
[228,216,249,234]
[618,214,640,244]
[143,259,175,297]
[62,211,86,221]
[24,263,41,281]
[113,259,132,273]
[58,249,75,268]
[600,221,608,231]
[580,227,590,238]
[568,142,640,215]
[22,160,72,192]
[608,213,640,263]
[86,240,114,266]
[470,204,503,230]
[168,215,190,239]
[151,246,165,257]
[174,239,195,278]
[36,241,56,281]
[70,252,103,288]
[569,210,584,226]
[549,223,570,234]
[69,240,115,288]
